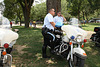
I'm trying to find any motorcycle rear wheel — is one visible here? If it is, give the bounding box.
[68,55,85,67]
[95,38,100,47]
[95,43,100,47]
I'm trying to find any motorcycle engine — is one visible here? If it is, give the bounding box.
[54,41,69,54]
[61,42,69,53]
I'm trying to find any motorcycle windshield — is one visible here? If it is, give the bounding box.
[55,22,63,28]
[0,28,19,47]
[61,25,87,40]
[0,15,10,29]
[69,18,80,27]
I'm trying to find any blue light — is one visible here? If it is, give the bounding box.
[71,36,75,39]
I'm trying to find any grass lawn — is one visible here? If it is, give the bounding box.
[12,23,100,67]
[82,23,100,31]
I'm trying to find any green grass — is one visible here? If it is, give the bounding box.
[12,26,68,67]
[82,23,100,31]
[12,23,100,67]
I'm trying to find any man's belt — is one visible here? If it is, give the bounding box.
[42,27,53,33]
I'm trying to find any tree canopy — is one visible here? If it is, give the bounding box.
[2,0,100,27]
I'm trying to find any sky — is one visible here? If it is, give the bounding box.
[0,0,3,2]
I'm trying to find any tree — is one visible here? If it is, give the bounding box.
[3,0,23,26]
[3,0,17,20]
[17,0,34,28]
[61,0,72,20]
[67,0,100,20]
[0,2,4,11]
[46,0,61,15]
[67,0,84,20]
[31,2,46,21]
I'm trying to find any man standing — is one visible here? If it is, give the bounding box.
[42,8,56,58]
[10,21,12,28]
[54,12,66,23]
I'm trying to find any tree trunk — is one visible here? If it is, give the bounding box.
[78,9,80,20]
[82,11,85,20]
[46,0,61,15]
[19,0,34,28]
[23,8,30,28]
[19,18,22,26]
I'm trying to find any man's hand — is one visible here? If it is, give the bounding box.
[61,15,66,22]
[50,22,56,29]
[61,15,64,17]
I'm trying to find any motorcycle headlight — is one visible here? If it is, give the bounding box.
[76,35,82,42]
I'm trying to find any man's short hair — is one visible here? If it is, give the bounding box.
[57,12,61,14]
[49,8,54,12]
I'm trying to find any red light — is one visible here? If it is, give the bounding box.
[84,39,87,42]
[4,43,9,48]
[94,29,98,31]
[81,45,84,48]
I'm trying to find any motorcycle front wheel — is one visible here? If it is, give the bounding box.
[3,55,12,67]
[68,55,85,67]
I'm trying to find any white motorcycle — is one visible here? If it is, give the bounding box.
[0,16,19,67]
[47,22,87,67]
[0,28,19,67]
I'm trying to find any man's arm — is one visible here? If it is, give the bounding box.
[50,22,56,29]
[61,15,66,22]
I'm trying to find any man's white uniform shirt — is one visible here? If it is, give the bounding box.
[54,16,64,23]
[43,13,54,30]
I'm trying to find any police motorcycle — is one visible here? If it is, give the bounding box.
[0,16,19,67]
[90,27,100,47]
[47,22,87,67]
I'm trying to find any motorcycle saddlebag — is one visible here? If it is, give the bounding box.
[94,27,100,32]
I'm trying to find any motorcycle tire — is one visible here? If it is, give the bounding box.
[95,37,100,47]
[95,43,100,47]
[0,65,3,67]
[68,55,85,67]
[0,59,3,67]
[3,55,12,67]
[0,63,3,67]
[6,47,13,54]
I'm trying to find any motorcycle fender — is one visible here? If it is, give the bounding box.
[73,48,87,59]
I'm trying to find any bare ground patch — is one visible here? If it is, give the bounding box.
[13,45,28,54]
